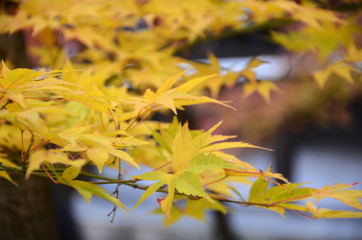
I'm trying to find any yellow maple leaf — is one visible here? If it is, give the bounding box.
[128,70,231,116]
[312,182,362,211]
[243,81,281,103]
[26,150,86,179]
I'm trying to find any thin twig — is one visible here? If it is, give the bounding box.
[203,175,227,187]
[108,158,122,223]
[40,163,58,184]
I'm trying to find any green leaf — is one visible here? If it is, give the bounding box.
[61,166,80,180]
[249,177,269,202]
[171,122,194,172]
[132,180,165,210]
[133,169,214,223]
[180,154,235,174]
[261,183,312,204]
[174,171,213,203]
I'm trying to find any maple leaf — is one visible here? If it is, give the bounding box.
[0,61,77,111]
[239,57,268,85]
[132,170,214,222]
[346,43,362,63]
[313,61,354,88]
[180,154,235,174]
[1,0,361,226]
[245,179,314,216]
[200,140,268,154]
[0,107,52,138]
[60,130,139,173]
[312,182,362,211]
[156,198,227,227]
[245,180,362,218]
[25,150,86,179]
[225,165,289,189]
[313,208,362,218]
[127,70,232,116]
[243,81,282,103]
[190,52,224,97]
[302,200,362,219]
[132,121,270,221]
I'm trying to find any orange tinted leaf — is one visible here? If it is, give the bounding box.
[306,200,318,216]
[313,183,362,210]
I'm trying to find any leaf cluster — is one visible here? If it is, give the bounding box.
[0,0,361,225]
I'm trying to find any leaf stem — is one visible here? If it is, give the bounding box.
[152,161,171,172]
[108,108,119,131]
[40,163,58,184]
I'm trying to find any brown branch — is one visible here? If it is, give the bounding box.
[0,161,317,213]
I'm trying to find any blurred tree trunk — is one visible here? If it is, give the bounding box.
[0,32,30,68]
[213,212,237,240]
[0,32,59,240]
[0,174,59,240]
